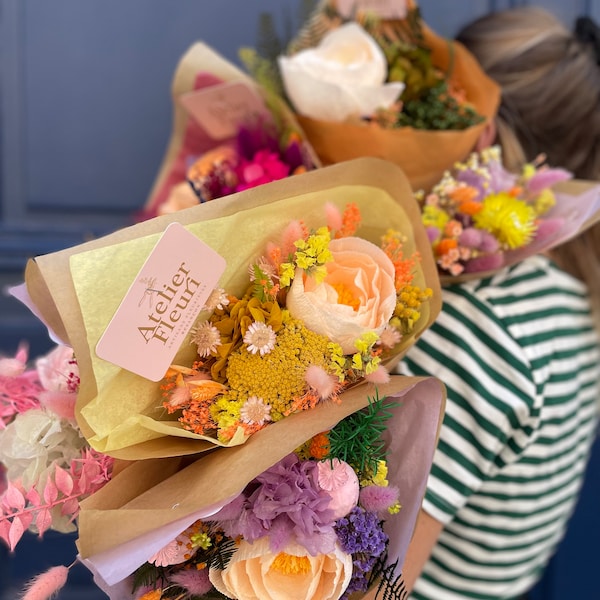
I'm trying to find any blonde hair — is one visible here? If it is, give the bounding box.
[458,7,600,325]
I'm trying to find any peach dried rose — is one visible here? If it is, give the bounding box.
[286,237,397,354]
[209,537,352,600]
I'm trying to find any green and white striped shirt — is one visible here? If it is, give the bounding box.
[398,255,600,600]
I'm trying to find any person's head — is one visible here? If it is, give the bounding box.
[457,7,600,326]
[457,6,600,178]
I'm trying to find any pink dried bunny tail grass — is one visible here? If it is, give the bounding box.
[325,201,343,233]
[365,365,391,384]
[305,364,339,400]
[281,219,307,256]
[19,565,69,600]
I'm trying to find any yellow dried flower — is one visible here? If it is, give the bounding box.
[212,314,336,426]
[473,192,537,249]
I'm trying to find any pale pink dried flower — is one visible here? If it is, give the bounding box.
[365,365,391,384]
[305,365,339,400]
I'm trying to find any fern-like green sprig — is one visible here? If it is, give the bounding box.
[327,391,400,479]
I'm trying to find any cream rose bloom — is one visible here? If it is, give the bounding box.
[286,237,397,354]
[209,537,352,600]
[278,22,404,122]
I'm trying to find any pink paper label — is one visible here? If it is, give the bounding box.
[178,80,271,141]
[336,0,407,19]
[96,223,226,381]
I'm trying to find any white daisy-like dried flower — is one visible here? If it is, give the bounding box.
[248,257,277,282]
[240,396,272,426]
[202,288,230,312]
[190,321,222,357]
[243,322,276,356]
[378,324,402,349]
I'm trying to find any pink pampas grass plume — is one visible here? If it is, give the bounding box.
[169,568,213,596]
[19,565,69,600]
[305,365,339,400]
[360,485,400,514]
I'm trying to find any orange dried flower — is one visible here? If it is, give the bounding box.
[448,185,478,204]
[139,591,162,600]
[509,185,523,197]
[336,203,362,238]
[458,200,483,216]
[309,432,330,459]
[284,391,321,416]
[180,401,214,435]
[436,238,458,256]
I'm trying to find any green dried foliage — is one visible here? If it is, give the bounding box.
[327,391,400,479]
[394,80,484,130]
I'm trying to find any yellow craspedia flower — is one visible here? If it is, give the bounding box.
[473,192,538,249]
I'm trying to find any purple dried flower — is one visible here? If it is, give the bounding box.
[464,253,505,273]
[487,158,517,193]
[335,506,388,556]
[459,227,483,248]
[283,139,305,171]
[426,226,441,243]
[526,168,571,195]
[236,123,279,159]
[215,454,337,556]
[479,231,500,253]
[335,506,389,598]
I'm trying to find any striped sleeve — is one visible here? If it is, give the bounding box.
[398,286,541,524]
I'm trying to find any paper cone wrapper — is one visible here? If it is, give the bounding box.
[77,375,445,590]
[294,24,501,193]
[144,41,320,215]
[24,157,441,461]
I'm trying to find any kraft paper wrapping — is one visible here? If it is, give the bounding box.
[77,376,445,593]
[24,158,442,461]
[294,24,501,193]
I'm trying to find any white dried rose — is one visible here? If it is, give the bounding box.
[278,22,404,122]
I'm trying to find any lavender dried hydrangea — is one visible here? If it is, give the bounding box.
[216,453,337,555]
